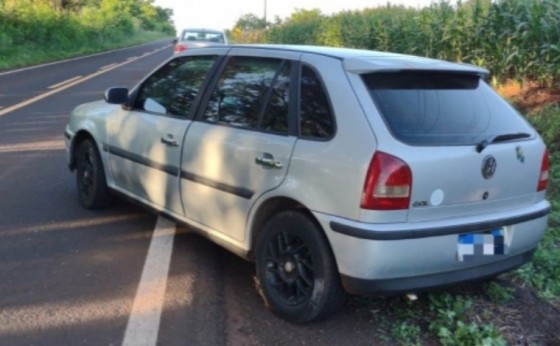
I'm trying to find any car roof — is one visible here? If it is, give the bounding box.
[217,44,490,76]
[180,28,224,34]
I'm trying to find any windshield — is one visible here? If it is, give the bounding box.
[363,72,533,145]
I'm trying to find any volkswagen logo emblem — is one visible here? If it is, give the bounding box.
[482,155,497,179]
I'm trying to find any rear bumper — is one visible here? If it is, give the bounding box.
[313,201,549,295]
[340,249,534,295]
[330,203,550,240]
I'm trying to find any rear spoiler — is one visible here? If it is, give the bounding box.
[344,55,490,78]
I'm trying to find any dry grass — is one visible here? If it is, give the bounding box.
[496,80,560,114]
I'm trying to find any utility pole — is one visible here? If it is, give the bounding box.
[263,0,267,25]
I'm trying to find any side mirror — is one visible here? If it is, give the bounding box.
[105,87,129,105]
[172,37,178,45]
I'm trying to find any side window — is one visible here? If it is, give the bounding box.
[136,56,217,117]
[202,56,287,131]
[300,65,335,139]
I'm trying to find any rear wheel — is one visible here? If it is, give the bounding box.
[76,139,111,209]
[255,211,346,323]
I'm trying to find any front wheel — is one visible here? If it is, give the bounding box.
[75,139,111,209]
[255,211,346,323]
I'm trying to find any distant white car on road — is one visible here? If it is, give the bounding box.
[65,44,550,323]
[173,28,227,53]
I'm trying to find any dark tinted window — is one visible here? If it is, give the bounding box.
[363,72,533,145]
[136,56,216,117]
[203,57,283,130]
[181,30,225,43]
[300,65,335,139]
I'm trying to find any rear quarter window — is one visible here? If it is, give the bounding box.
[299,65,335,140]
[363,72,533,145]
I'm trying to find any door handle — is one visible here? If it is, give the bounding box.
[161,134,179,147]
[255,153,283,169]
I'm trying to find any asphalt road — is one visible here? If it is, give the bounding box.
[0,40,392,346]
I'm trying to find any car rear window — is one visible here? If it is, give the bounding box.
[182,31,225,43]
[363,72,533,145]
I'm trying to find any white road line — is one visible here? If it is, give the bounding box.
[48,76,83,89]
[100,63,117,70]
[0,46,167,118]
[0,43,171,77]
[122,216,176,346]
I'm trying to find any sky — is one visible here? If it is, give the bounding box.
[154,0,437,33]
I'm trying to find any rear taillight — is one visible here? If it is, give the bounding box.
[537,149,549,192]
[361,152,412,210]
[174,43,187,53]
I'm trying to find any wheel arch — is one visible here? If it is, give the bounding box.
[247,196,333,262]
[69,130,99,171]
[251,198,347,322]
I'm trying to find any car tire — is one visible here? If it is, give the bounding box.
[256,210,346,323]
[76,139,111,209]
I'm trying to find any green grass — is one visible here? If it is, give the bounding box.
[390,320,422,346]
[484,281,515,304]
[366,292,507,345]
[427,294,505,346]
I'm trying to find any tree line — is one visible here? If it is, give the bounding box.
[0,0,174,69]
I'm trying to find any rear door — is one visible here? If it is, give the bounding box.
[106,50,224,214]
[180,48,299,241]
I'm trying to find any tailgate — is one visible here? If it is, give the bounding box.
[405,140,545,222]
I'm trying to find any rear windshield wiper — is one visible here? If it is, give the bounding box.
[476,132,531,153]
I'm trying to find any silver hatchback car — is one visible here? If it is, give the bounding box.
[65,45,550,323]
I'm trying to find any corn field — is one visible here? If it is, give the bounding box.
[259,0,560,86]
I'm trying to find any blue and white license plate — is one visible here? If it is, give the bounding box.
[457,228,507,262]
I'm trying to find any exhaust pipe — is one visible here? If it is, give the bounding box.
[406,293,418,301]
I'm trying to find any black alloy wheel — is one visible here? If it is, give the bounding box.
[264,229,314,306]
[76,139,111,209]
[256,211,346,323]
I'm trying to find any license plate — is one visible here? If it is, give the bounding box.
[457,228,507,262]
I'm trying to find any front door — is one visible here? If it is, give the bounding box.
[107,52,222,214]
